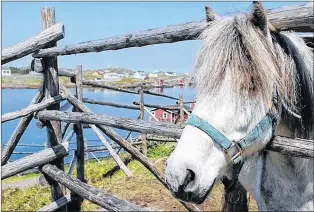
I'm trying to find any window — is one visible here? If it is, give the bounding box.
[151,111,155,115]
[163,112,167,119]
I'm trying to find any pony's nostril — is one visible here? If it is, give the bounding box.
[180,169,195,191]
[186,169,195,183]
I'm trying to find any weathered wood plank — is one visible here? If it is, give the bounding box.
[33,3,313,58]
[36,110,182,138]
[10,152,36,155]
[133,101,180,110]
[2,23,64,64]
[267,136,314,159]
[59,69,75,77]
[41,164,151,211]
[139,84,147,156]
[182,101,196,104]
[74,65,84,185]
[82,80,138,94]
[68,65,85,211]
[179,95,184,123]
[1,88,44,165]
[38,194,71,212]
[143,90,179,100]
[61,122,71,139]
[267,2,314,32]
[58,85,201,211]
[83,98,140,110]
[84,142,142,153]
[36,110,314,159]
[89,125,133,178]
[67,154,77,175]
[32,58,45,73]
[40,7,66,206]
[1,142,68,180]
[33,20,205,58]
[2,94,65,123]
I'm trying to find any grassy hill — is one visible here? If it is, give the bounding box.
[2,143,258,211]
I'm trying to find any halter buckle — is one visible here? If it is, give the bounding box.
[224,142,243,164]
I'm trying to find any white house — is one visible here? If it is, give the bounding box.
[119,73,130,78]
[2,67,11,76]
[165,72,177,77]
[133,71,146,80]
[148,73,159,78]
[103,72,122,81]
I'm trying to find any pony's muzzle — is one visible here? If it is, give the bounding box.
[166,168,205,203]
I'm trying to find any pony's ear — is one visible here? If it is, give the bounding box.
[250,1,269,36]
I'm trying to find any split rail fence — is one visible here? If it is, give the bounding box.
[1,3,314,212]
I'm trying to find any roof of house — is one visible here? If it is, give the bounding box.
[135,71,146,75]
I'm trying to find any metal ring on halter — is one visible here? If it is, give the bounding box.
[226,190,242,204]
[223,142,244,164]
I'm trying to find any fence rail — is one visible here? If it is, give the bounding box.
[1,23,64,64]
[1,142,68,180]
[32,3,314,58]
[35,110,314,159]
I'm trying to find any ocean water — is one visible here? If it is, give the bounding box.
[1,87,195,163]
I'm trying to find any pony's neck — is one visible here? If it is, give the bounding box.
[239,152,313,211]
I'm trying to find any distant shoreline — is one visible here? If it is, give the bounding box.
[1,83,156,90]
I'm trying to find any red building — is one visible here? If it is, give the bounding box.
[176,78,185,86]
[149,105,191,123]
[152,78,164,87]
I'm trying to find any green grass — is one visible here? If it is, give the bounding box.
[1,143,258,211]
[2,172,39,184]
[1,76,72,88]
[109,78,143,86]
[1,144,175,211]
[2,77,42,88]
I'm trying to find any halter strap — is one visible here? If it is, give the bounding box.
[185,113,277,164]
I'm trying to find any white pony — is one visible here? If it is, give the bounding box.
[165,2,313,211]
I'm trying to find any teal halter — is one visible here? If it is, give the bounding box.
[185,112,278,164]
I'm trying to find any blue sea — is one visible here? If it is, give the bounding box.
[1,87,195,164]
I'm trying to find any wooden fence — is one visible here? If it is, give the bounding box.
[1,3,314,212]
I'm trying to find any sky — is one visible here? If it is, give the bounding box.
[1,1,309,73]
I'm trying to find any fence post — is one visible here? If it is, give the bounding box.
[67,65,85,211]
[40,7,66,210]
[179,95,184,124]
[139,84,147,155]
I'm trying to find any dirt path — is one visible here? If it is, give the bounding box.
[2,177,40,189]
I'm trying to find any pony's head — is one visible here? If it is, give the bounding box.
[165,2,313,204]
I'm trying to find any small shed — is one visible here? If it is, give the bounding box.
[149,105,191,123]
[152,78,164,87]
[176,78,185,86]
[2,67,11,76]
